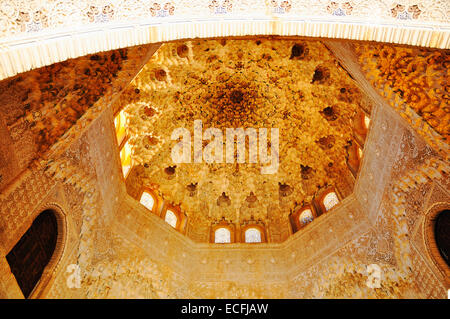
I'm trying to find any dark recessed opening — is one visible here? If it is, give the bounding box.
[434,209,450,267]
[6,209,58,298]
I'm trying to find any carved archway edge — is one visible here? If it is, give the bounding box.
[422,201,450,287]
[28,201,69,299]
[0,19,449,81]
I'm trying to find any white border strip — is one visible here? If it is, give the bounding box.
[0,19,449,80]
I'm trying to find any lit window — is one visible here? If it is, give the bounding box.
[114,110,127,146]
[120,140,132,177]
[364,115,370,130]
[323,192,339,211]
[215,227,231,243]
[299,209,314,226]
[245,228,262,243]
[140,192,155,211]
[358,147,363,159]
[165,210,178,228]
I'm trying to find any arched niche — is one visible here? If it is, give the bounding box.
[6,205,67,298]
[424,204,450,287]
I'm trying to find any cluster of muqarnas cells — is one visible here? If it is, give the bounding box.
[0,48,129,155]
[355,44,449,142]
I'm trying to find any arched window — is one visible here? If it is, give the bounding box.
[162,205,186,233]
[352,110,368,139]
[164,209,178,228]
[245,228,262,243]
[299,209,314,226]
[290,205,316,233]
[214,227,231,243]
[323,192,339,211]
[6,210,58,298]
[358,147,363,160]
[114,109,127,146]
[435,209,450,267]
[120,140,132,178]
[364,115,370,130]
[115,109,132,178]
[140,191,155,211]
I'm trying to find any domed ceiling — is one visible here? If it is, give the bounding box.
[116,38,372,242]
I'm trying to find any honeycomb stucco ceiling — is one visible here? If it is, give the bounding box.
[115,38,372,240]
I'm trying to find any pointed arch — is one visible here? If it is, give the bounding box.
[6,204,66,299]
